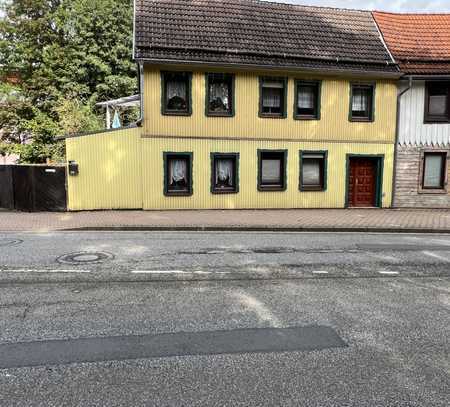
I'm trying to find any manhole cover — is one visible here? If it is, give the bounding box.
[0,238,23,247]
[57,251,114,265]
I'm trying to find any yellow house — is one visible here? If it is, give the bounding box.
[66,0,401,211]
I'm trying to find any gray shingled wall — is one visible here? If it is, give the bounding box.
[394,145,450,208]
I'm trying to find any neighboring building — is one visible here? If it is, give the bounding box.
[374,12,450,208]
[65,0,400,211]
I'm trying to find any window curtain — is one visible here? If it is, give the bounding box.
[302,159,320,185]
[298,87,314,109]
[262,159,281,183]
[167,80,187,101]
[424,155,444,188]
[263,88,281,108]
[352,89,367,111]
[210,82,229,110]
[215,158,233,186]
[429,95,447,116]
[169,159,187,184]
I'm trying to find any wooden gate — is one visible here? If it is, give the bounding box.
[0,166,14,210]
[0,165,67,212]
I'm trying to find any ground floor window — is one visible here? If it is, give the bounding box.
[164,152,193,196]
[300,151,327,191]
[422,152,447,190]
[258,150,287,191]
[211,153,239,193]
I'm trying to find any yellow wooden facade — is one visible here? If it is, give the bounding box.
[66,66,397,211]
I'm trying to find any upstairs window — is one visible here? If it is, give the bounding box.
[425,82,450,123]
[206,73,234,116]
[258,150,287,191]
[164,153,193,196]
[422,152,447,190]
[162,72,191,115]
[295,81,321,119]
[300,151,327,191]
[350,84,374,122]
[211,153,239,193]
[259,77,287,118]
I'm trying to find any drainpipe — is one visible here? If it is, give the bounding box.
[392,76,412,207]
[135,62,144,127]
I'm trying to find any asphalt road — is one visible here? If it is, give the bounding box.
[0,231,449,406]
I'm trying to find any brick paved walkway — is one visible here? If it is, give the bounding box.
[0,209,449,232]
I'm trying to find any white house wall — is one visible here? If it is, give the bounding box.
[398,81,450,146]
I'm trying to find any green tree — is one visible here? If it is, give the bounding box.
[0,0,136,163]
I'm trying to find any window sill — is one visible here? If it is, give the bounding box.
[164,191,193,197]
[418,188,448,195]
[162,111,192,117]
[300,186,325,192]
[211,188,239,194]
[206,112,234,118]
[349,117,373,123]
[424,119,450,124]
[258,185,286,192]
[259,113,286,119]
[294,115,319,121]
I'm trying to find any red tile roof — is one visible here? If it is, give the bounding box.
[373,11,450,75]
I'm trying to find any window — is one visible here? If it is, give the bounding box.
[258,150,287,191]
[295,81,321,119]
[422,152,447,189]
[162,72,191,115]
[300,151,327,191]
[350,84,374,122]
[163,153,193,196]
[211,153,239,193]
[206,73,234,116]
[259,77,287,118]
[425,82,450,123]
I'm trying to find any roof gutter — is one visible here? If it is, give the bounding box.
[133,1,144,127]
[135,58,402,79]
[401,74,450,80]
[142,44,397,67]
[392,76,412,207]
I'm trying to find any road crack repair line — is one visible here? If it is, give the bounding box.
[232,291,282,328]
[422,251,450,263]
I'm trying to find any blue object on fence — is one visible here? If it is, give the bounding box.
[112,110,121,129]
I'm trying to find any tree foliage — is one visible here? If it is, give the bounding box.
[0,0,136,163]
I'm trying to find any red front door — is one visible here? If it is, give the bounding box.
[348,158,378,207]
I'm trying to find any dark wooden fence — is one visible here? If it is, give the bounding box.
[0,165,67,212]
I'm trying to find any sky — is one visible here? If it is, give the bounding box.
[267,0,450,12]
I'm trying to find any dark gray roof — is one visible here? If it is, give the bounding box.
[134,0,398,75]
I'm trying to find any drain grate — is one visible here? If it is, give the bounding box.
[0,239,23,247]
[57,251,114,265]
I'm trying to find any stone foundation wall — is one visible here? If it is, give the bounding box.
[394,145,450,208]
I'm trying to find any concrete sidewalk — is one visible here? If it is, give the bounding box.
[0,209,450,233]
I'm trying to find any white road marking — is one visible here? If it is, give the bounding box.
[422,250,449,262]
[131,270,225,275]
[132,270,187,274]
[378,271,399,275]
[1,269,91,273]
[312,270,329,274]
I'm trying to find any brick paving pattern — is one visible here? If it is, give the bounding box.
[0,209,449,232]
